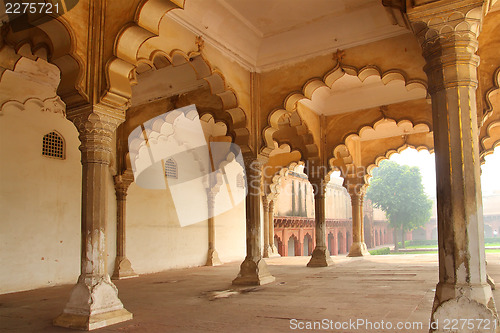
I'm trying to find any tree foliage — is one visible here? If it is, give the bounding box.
[366,160,433,247]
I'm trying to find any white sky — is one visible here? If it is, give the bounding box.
[389,147,500,197]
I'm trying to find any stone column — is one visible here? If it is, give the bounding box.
[348,192,370,256]
[233,157,275,285]
[54,105,132,330]
[332,231,338,256]
[268,199,280,256]
[206,189,222,266]
[262,196,272,258]
[406,1,498,328]
[307,178,334,267]
[112,171,138,279]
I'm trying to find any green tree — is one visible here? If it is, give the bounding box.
[366,160,433,249]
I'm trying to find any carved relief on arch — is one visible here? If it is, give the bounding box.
[1,17,83,105]
[0,96,65,117]
[480,68,500,162]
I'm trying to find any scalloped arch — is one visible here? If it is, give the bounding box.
[108,1,249,151]
[263,64,428,159]
[330,117,432,181]
[267,160,306,201]
[480,67,500,162]
[366,144,434,185]
[1,16,83,105]
[0,96,65,117]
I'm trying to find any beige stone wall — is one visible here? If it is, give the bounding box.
[0,107,246,293]
[0,108,83,293]
[126,183,245,273]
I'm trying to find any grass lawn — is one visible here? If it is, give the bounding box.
[403,245,438,249]
[389,249,500,255]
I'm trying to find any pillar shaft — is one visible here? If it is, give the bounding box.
[262,197,272,258]
[307,178,333,267]
[348,193,370,257]
[233,157,275,285]
[268,200,280,256]
[54,105,132,330]
[112,171,137,279]
[206,190,222,266]
[406,1,498,328]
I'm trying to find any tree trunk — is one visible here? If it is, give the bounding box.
[401,227,405,249]
[393,228,399,251]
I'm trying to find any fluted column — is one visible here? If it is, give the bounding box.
[406,1,498,329]
[111,171,138,279]
[54,105,132,330]
[233,157,275,285]
[348,192,370,257]
[206,189,222,266]
[268,199,280,256]
[307,178,333,267]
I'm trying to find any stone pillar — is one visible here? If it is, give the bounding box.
[332,231,338,256]
[262,196,273,258]
[307,178,334,267]
[54,105,132,330]
[233,157,275,285]
[406,1,498,328]
[206,189,222,266]
[268,199,280,256]
[111,171,138,280]
[348,192,370,256]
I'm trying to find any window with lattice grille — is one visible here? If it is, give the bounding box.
[164,158,178,178]
[236,173,245,188]
[42,131,65,159]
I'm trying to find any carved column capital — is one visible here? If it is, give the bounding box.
[68,104,125,165]
[309,177,327,198]
[262,195,269,212]
[405,1,485,94]
[114,170,134,200]
[350,191,365,207]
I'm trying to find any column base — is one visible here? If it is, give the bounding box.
[263,245,274,258]
[273,245,281,257]
[430,282,499,332]
[206,248,222,266]
[232,257,275,285]
[347,242,370,257]
[112,257,138,280]
[54,308,132,331]
[54,275,132,330]
[488,274,496,291]
[307,247,333,267]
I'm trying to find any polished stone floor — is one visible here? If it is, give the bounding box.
[2,254,500,332]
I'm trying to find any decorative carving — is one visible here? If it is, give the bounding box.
[195,35,205,52]
[68,104,125,165]
[333,49,345,65]
[0,96,66,117]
